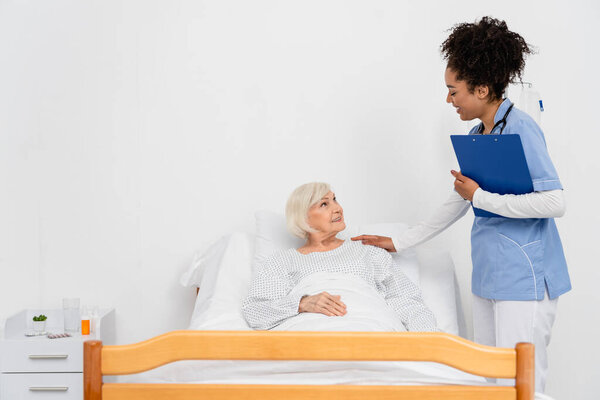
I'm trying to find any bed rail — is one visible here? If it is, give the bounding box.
[84,330,534,400]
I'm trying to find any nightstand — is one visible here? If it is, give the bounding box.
[0,308,115,399]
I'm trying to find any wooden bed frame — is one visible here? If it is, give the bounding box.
[84,330,534,400]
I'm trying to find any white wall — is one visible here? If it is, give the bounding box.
[1,1,598,398]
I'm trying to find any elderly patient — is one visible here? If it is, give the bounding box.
[242,182,438,332]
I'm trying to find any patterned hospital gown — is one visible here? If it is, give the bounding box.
[242,240,437,331]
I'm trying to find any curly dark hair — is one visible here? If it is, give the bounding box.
[441,17,533,101]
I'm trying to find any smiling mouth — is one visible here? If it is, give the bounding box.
[332,216,342,222]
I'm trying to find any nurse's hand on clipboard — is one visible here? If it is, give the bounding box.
[350,235,396,252]
[451,170,480,201]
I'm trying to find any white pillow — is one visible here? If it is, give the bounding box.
[187,232,254,330]
[416,248,461,336]
[253,210,303,268]
[180,235,230,288]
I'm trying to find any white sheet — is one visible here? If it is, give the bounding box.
[273,272,406,332]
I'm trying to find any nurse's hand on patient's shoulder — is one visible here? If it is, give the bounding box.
[451,170,479,201]
[298,292,347,316]
[350,235,396,252]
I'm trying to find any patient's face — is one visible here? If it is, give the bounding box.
[306,191,345,235]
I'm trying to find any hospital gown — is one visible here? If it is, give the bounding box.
[242,240,437,331]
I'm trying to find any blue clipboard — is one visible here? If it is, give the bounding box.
[450,134,534,218]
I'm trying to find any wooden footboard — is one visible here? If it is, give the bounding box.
[84,330,534,400]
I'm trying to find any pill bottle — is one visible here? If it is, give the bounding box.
[81,307,90,335]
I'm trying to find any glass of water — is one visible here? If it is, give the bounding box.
[62,298,80,333]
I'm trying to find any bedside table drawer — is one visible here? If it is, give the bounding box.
[1,340,82,373]
[1,373,82,399]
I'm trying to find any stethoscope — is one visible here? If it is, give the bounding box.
[476,103,514,134]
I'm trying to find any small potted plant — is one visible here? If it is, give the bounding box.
[32,315,47,333]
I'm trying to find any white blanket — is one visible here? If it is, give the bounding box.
[273,272,406,332]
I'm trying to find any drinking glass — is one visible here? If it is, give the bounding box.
[63,298,80,333]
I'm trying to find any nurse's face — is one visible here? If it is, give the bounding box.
[445,67,489,121]
[306,191,346,236]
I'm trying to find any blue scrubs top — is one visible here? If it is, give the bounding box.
[468,98,571,301]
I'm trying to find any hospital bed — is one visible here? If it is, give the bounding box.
[83,214,543,400]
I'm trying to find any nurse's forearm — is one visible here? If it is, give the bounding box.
[392,190,470,252]
[472,188,566,219]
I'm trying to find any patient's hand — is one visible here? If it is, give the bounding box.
[351,235,396,252]
[298,292,347,316]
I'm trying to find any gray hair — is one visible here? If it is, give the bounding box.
[285,182,331,239]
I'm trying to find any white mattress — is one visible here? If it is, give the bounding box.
[123,358,554,400]
[126,359,490,385]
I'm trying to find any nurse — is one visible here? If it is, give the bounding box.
[352,17,570,393]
